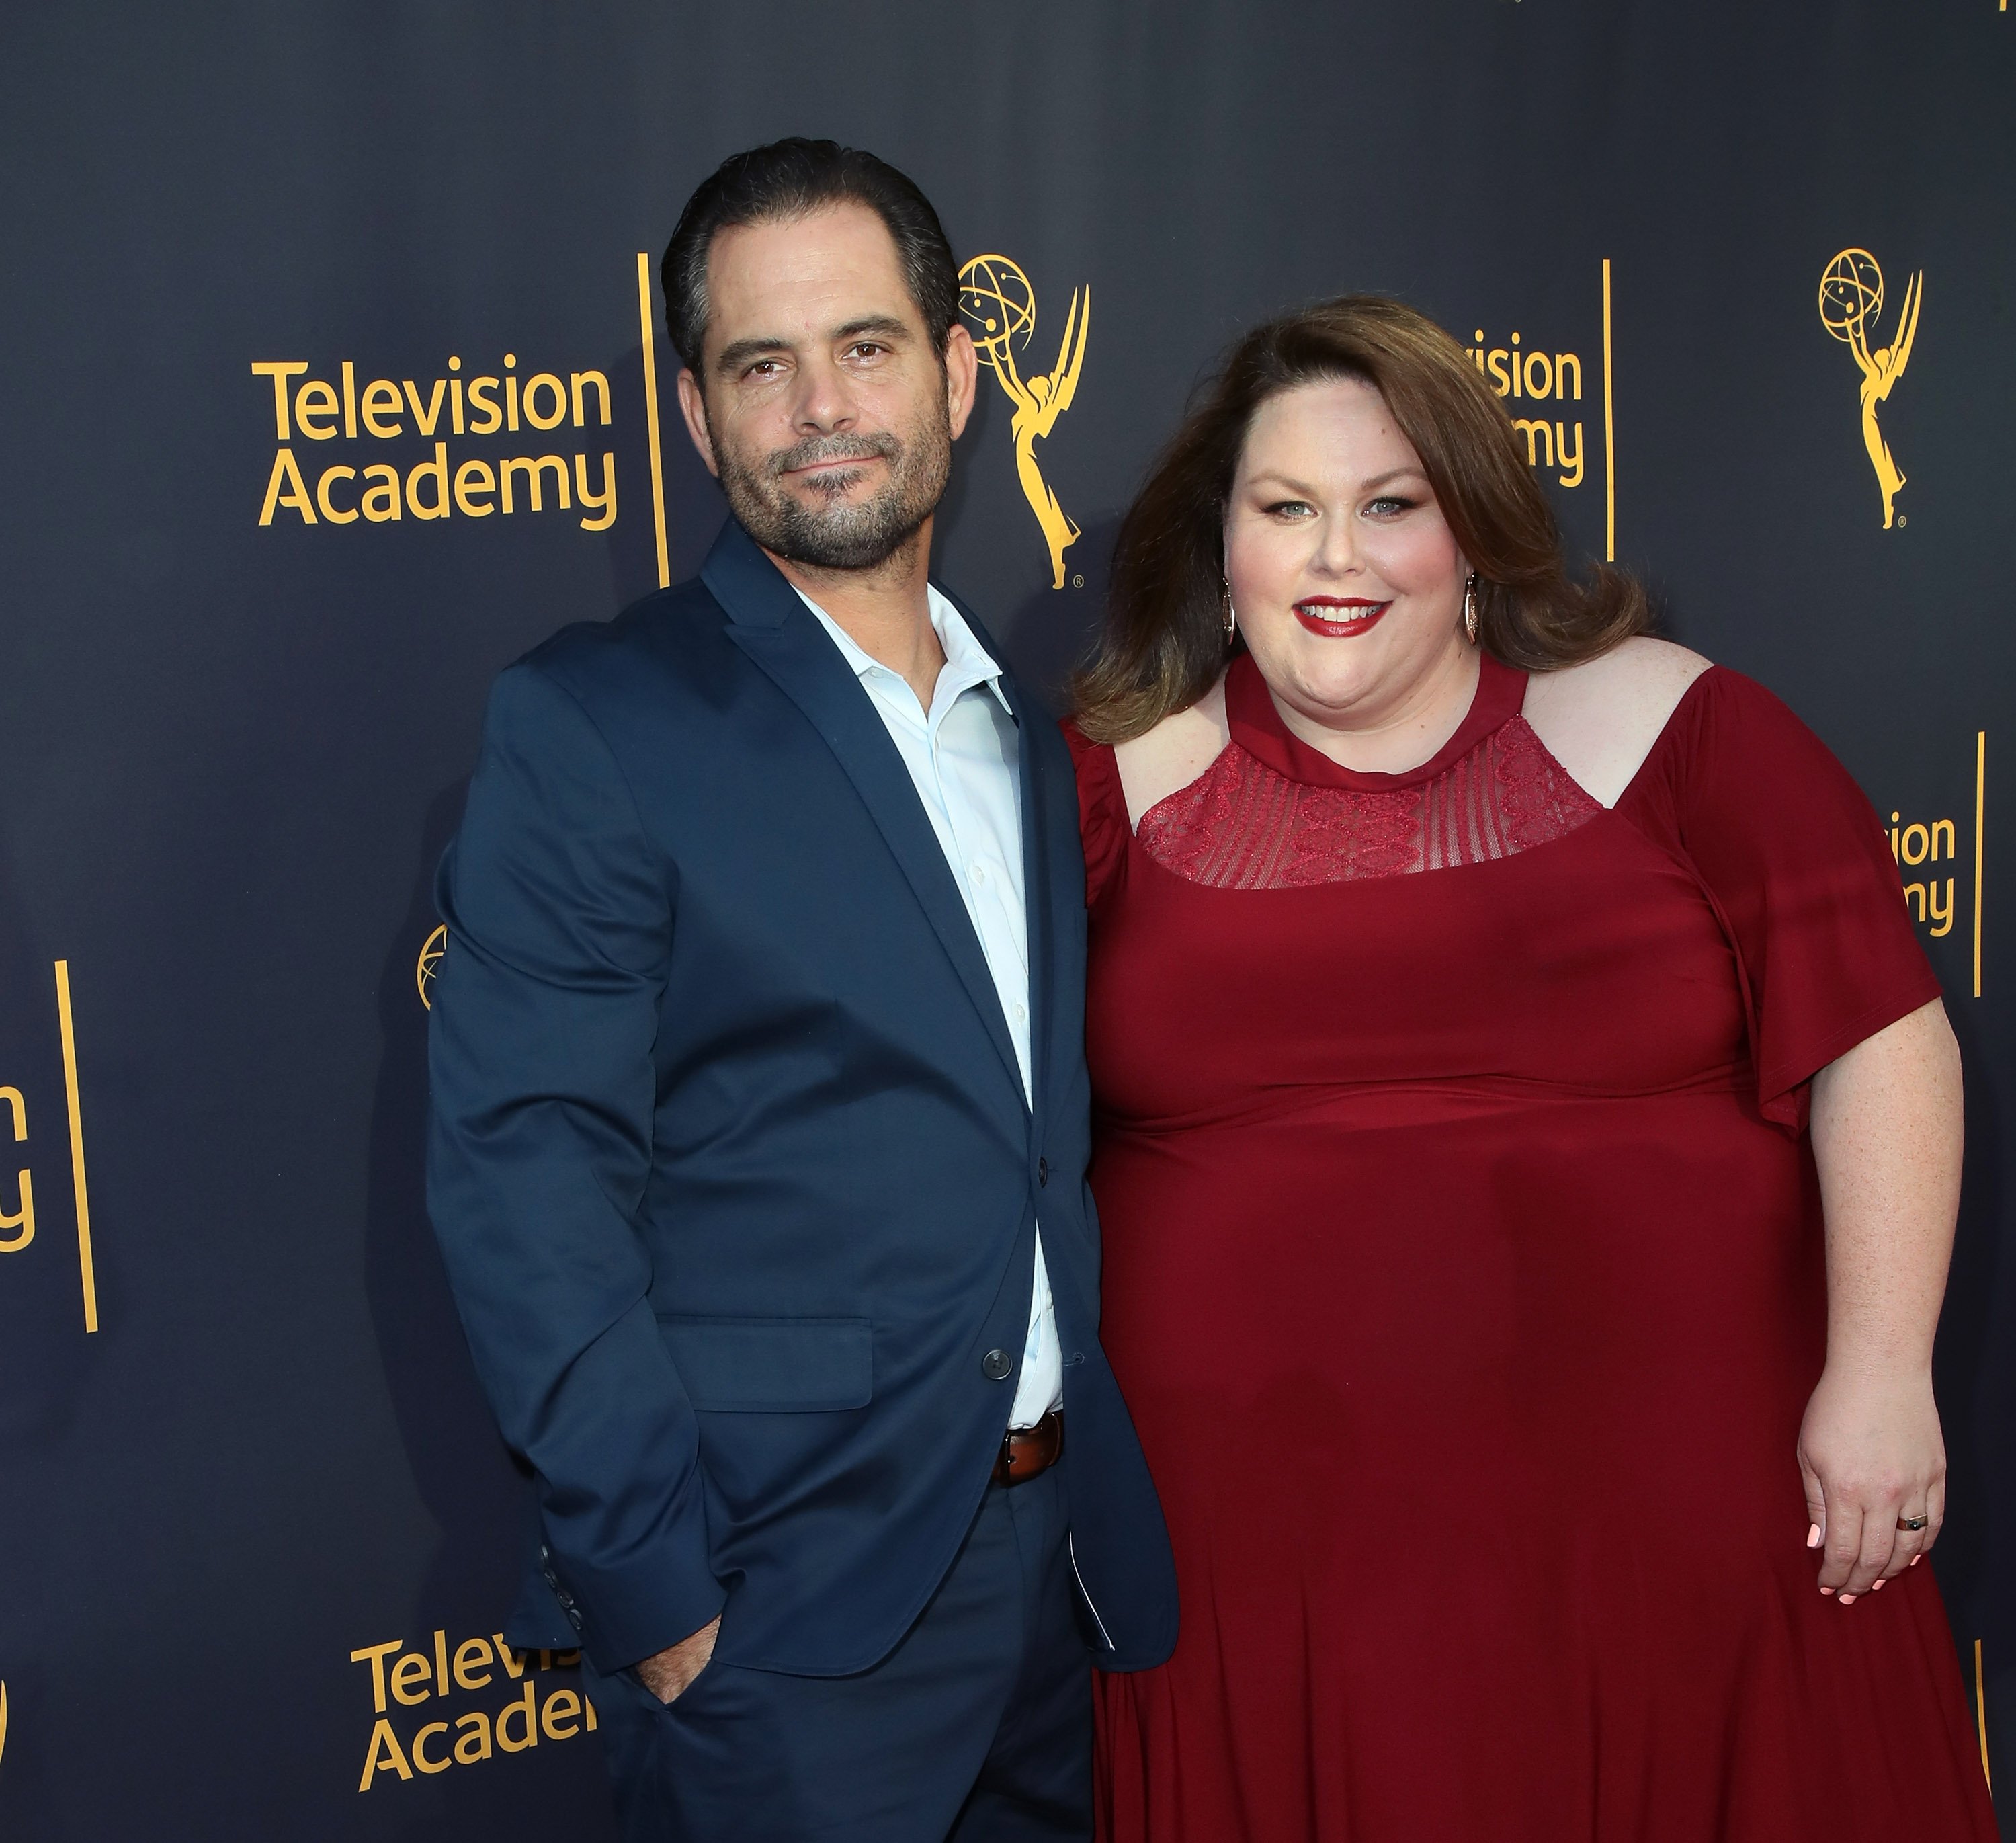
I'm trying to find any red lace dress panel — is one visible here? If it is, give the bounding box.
[1136,653,1599,889]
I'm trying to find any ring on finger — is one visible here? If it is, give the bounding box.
[1896,1515,1929,1532]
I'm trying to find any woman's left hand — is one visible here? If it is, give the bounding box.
[1803,1001,1962,1608]
[1796,1363,1946,1604]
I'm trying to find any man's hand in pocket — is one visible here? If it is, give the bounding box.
[635,1616,721,1705]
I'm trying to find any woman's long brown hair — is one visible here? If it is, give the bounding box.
[1070,296,1650,743]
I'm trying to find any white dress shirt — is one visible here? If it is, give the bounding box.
[796,583,1064,1430]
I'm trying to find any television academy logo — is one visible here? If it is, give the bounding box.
[252,354,619,532]
[1818,248,1922,530]
[1,962,100,1333]
[352,1629,597,1790]
[959,254,1091,591]
[1464,259,1621,562]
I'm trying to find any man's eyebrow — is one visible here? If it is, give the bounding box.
[832,315,911,345]
[713,317,913,376]
[714,335,792,376]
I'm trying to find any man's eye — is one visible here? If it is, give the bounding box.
[845,343,887,360]
[743,360,784,379]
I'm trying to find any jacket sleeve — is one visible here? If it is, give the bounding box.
[426,659,722,1672]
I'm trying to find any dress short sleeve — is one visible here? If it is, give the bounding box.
[1616,667,1942,1129]
[1063,721,1130,908]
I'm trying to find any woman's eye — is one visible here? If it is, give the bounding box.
[1366,495,1417,517]
[1264,500,1314,519]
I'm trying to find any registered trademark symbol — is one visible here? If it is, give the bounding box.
[1897,516,1907,527]
[1072,574,1084,588]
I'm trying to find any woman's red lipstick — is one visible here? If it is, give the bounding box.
[1294,596,1388,637]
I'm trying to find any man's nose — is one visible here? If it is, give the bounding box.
[790,352,857,434]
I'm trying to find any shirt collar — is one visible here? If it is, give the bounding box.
[794,584,1015,719]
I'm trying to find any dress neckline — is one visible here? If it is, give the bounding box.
[1223,649,1529,792]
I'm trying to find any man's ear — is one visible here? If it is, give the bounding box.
[675,369,721,479]
[943,323,980,443]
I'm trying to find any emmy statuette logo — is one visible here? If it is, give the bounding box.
[958,255,1090,589]
[417,925,447,1010]
[1818,249,1922,529]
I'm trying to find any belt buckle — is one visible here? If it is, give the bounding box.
[997,1410,1060,1487]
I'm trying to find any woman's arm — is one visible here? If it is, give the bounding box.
[1799,997,1963,1603]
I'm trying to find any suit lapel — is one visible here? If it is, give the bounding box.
[704,524,1027,1113]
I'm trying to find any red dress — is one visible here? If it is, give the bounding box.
[1069,653,1994,1842]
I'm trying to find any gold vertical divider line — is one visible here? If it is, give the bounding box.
[53,960,98,1334]
[636,252,671,591]
[1602,257,1616,563]
[1975,731,1986,999]
[1976,1639,1992,1792]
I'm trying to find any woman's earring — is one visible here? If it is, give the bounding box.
[1462,573,1480,645]
[1220,578,1237,645]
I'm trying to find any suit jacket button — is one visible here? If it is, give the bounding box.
[1037,1157,1049,1187]
[982,1348,1014,1381]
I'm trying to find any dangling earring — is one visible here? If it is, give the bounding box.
[1462,573,1480,645]
[1220,577,1237,646]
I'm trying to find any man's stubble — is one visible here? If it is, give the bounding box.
[710,386,954,574]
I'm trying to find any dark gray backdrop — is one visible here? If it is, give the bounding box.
[0,3,2007,1834]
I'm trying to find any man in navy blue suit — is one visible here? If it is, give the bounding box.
[427,139,1176,1840]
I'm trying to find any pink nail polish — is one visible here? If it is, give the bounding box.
[1910,1554,1922,1567]
[1870,1578,1886,1591]
[1806,1524,1822,1549]
[1839,1593,1857,1605]
[1820,1586,1835,1595]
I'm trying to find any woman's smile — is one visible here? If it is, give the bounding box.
[1293,595,1390,638]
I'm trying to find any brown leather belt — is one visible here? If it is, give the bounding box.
[992,1409,1064,1487]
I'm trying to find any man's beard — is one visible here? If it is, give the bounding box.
[711,403,952,573]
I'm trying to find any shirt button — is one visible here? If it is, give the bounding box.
[1038,1157,1049,1187]
[982,1348,1014,1381]
[971,864,987,884]
[1013,1002,1027,1023]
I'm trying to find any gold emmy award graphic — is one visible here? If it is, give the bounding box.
[417,924,447,1009]
[1818,249,1922,530]
[958,255,1090,589]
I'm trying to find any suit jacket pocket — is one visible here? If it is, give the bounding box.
[659,1314,873,1413]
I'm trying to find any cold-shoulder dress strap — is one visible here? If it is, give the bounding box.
[1062,720,1131,908]
[1614,666,1942,1129]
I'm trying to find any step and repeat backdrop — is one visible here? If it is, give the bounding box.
[0,3,2009,1834]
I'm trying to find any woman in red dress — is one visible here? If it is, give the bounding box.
[1067,298,1995,1841]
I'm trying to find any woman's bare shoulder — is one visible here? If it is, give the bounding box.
[1521,637,1714,808]
[1111,675,1232,829]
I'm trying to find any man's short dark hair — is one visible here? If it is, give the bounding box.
[662,138,959,374]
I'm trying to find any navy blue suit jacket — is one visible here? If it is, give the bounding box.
[427,520,1177,1678]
